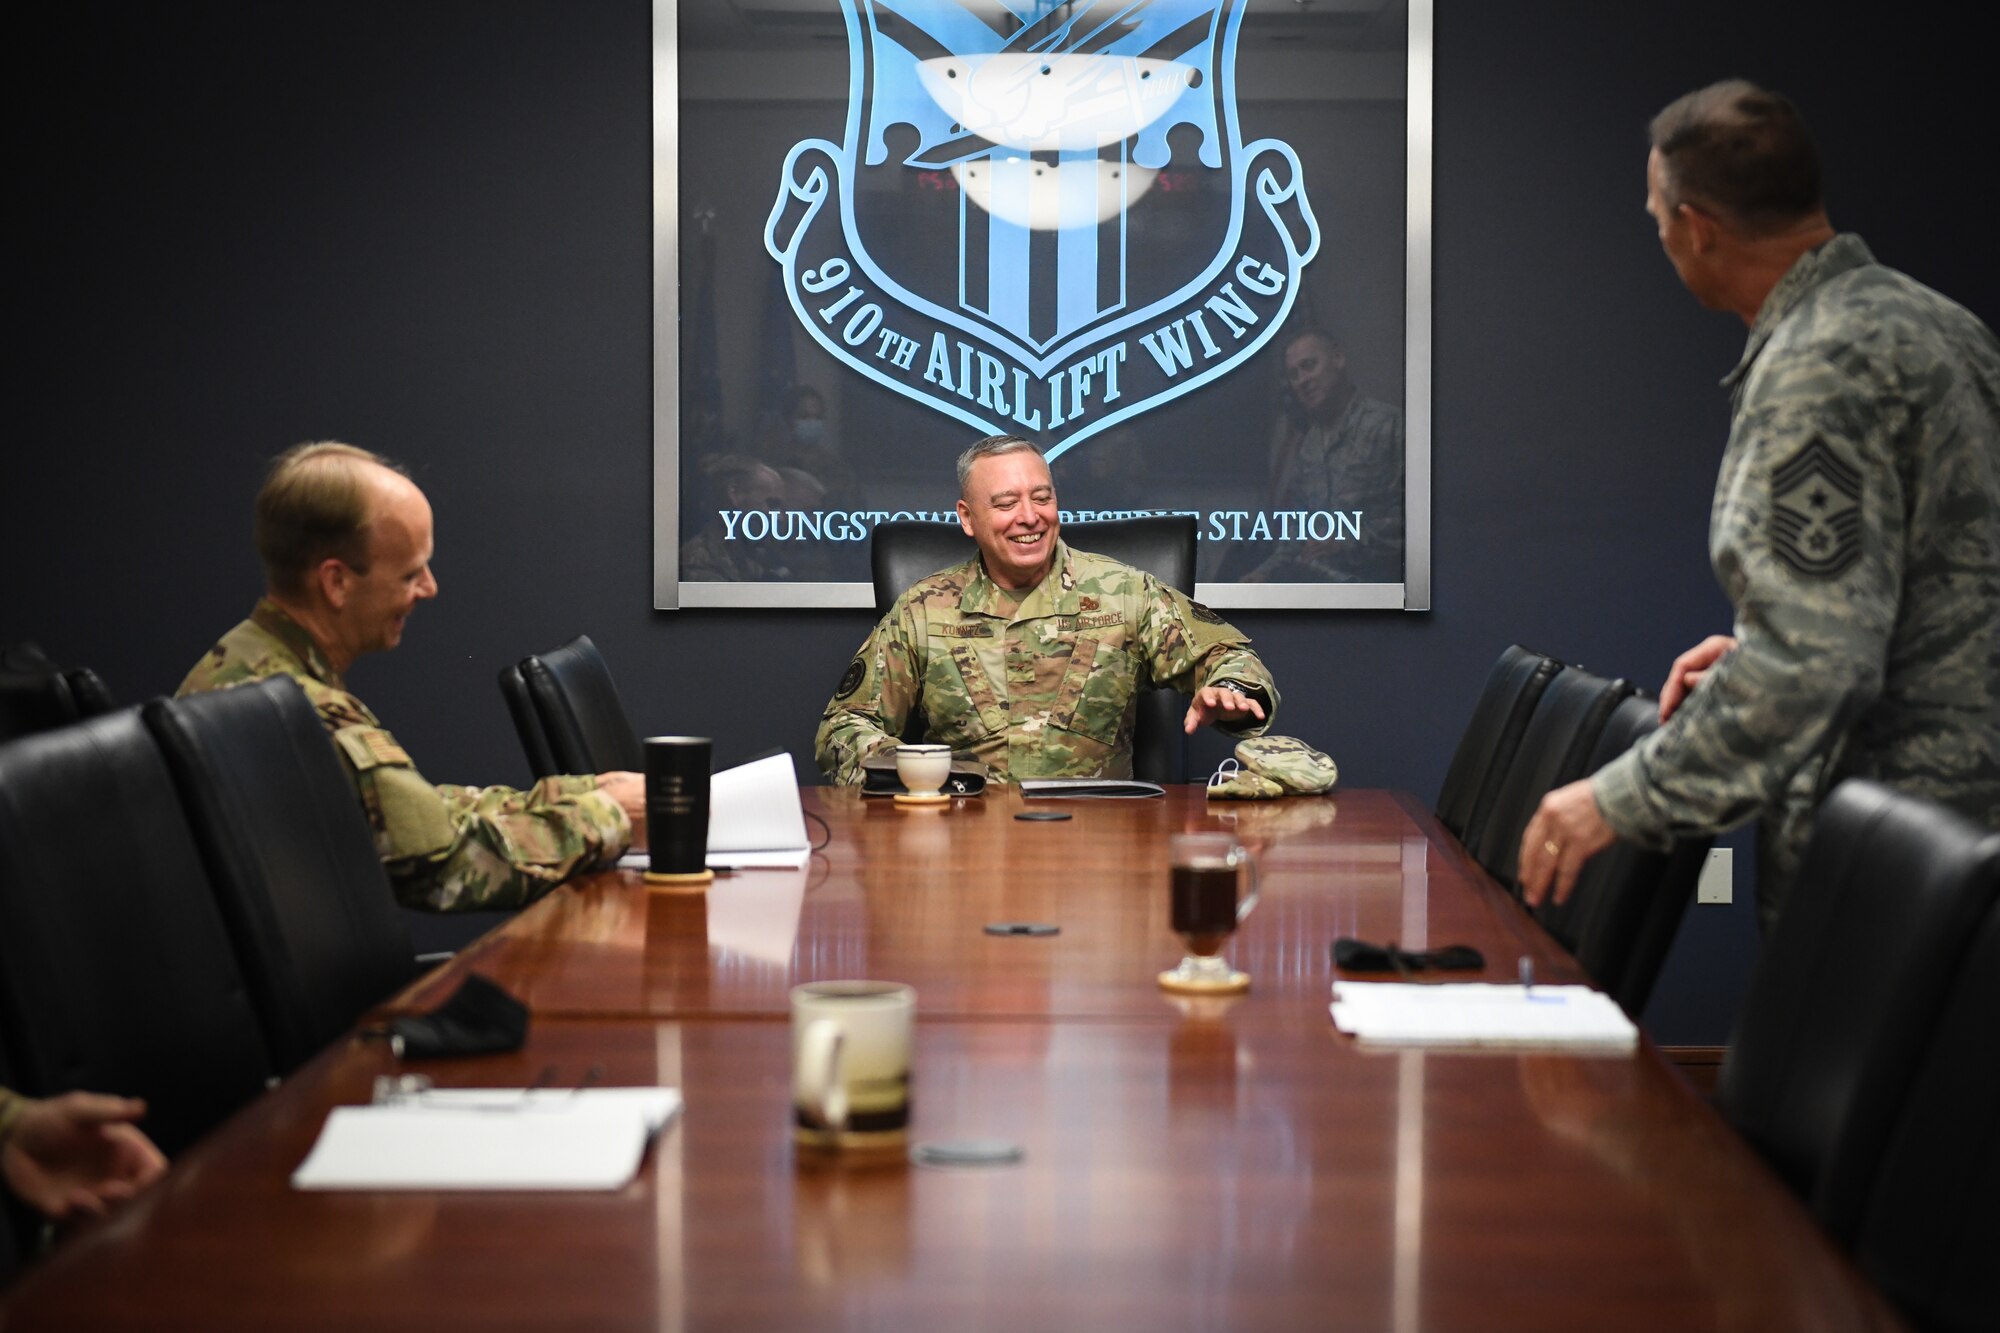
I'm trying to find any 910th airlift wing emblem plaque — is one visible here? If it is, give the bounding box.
[765,0,1320,461]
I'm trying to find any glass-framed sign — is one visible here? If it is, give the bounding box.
[654,0,1430,609]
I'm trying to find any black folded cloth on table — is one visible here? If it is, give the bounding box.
[1332,938,1485,975]
[365,973,528,1060]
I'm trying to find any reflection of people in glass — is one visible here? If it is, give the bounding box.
[1243,330,1405,584]
[680,453,787,581]
[762,385,854,503]
[777,466,837,581]
[1048,426,1144,514]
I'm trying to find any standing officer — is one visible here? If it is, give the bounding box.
[1521,81,2000,929]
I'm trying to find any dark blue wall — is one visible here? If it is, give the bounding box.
[13,3,1995,1043]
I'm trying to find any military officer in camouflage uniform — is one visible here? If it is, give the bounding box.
[1243,330,1405,584]
[1521,81,2000,930]
[678,454,787,582]
[180,442,640,912]
[816,435,1280,783]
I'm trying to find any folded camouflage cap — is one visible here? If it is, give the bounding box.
[1205,764,1285,800]
[1235,735,1338,795]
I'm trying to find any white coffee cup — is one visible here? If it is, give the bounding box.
[791,981,915,1150]
[894,744,952,796]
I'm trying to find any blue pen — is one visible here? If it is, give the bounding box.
[1519,956,1563,1003]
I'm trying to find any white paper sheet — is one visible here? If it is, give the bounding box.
[291,1088,682,1191]
[1019,778,1166,799]
[707,753,810,862]
[1329,982,1638,1053]
[619,753,812,870]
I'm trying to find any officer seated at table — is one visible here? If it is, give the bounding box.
[179,441,640,911]
[816,434,1280,783]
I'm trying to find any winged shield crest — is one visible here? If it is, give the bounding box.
[765,0,1320,459]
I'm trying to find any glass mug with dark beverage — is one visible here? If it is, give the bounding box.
[1158,832,1260,995]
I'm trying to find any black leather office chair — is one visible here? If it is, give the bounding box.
[1532,693,1710,1013]
[500,634,644,779]
[1854,893,2000,1333]
[498,660,558,779]
[870,521,975,607]
[868,516,1199,783]
[146,677,421,1076]
[0,709,273,1157]
[0,641,115,743]
[1468,663,1635,885]
[1716,780,2000,1244]
[1435,645,1563,845]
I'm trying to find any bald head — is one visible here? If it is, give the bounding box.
[255,441,417,597]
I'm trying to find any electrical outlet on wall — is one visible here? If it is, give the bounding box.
[1697,847,1733,905]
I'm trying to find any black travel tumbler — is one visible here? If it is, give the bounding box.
[644,735,712,884]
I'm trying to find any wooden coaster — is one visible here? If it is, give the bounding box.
[892,791,951,807]
[643,868,714,893]
[1157,968,1250,996]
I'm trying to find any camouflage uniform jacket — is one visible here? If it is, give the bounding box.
[679,528,769,583]
[178,601,630,912]
[816,540,1280,783]
[1251,393,1405,583]
[1595,235,2000,928]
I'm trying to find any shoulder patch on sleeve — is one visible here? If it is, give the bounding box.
[368,762,456,859]
[333,725,414,772]
[836,658,866,699]
[1187,600,1226,625]
[1769,437,1863,578]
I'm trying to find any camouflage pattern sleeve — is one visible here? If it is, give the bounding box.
[178,605,630,911]
[404,777,631,913]
[0,1086,24,1150]
[333,725,631,912]
[814,603,924,784]
[1134,579,1280,737]
[1595,373,1902,850]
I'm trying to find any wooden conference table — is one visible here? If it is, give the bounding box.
[0,788,1900,1331]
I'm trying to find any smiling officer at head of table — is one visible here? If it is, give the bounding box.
[176,441,644,913]
[815,434,1281,785]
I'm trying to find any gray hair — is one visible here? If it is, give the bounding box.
[955,434,1044,497]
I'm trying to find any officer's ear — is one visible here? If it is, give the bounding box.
[1679,200,1724,255]
[316,557,355,609]
[956,499,976,537]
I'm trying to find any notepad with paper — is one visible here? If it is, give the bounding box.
[1329,981,1638,1053]
[617,751,812,870]
[1019,777,1165,799]
[291,1087,682,1191]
